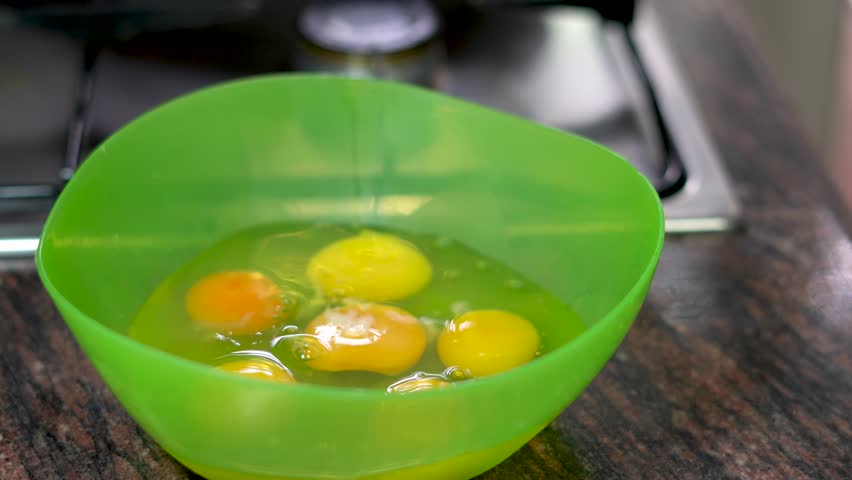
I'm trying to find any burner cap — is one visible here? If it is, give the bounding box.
[298,0,439,55]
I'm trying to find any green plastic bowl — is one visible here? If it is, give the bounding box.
[36,75,664,480]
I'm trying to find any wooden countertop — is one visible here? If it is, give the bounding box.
[1,0,850,478]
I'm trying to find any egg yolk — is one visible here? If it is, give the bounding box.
[304,303,427,375]
[216,358,295,383]
[437,309,540,377]
[307,230,432,302]
[185,271,285,335]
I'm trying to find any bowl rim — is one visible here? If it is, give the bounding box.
[35,73,665,401]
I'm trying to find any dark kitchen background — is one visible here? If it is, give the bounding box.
[1,0,850,257]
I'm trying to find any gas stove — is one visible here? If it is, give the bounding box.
[0,0,739,257]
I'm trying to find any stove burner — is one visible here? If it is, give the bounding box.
[298,0,439,55]
[0,1,740,258]
[294,0,443,86]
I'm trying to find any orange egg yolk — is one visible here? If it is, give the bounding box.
[185,271,285,335]
[216,358,295,383]
[437,309,540,377]
[304,303,426,375]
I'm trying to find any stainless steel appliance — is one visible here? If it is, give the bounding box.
[0,0,739,257]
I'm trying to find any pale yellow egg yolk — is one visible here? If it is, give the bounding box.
[306,230,432,302]
[304,303,427,375]
[437,309,540,377]
[216,358,295,383]
[185,271,285,335]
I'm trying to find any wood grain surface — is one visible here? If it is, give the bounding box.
[1,0,850,478]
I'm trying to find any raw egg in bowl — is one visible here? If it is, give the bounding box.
[36,75,663,480]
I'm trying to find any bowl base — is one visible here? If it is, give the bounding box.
[176,421,549,480]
